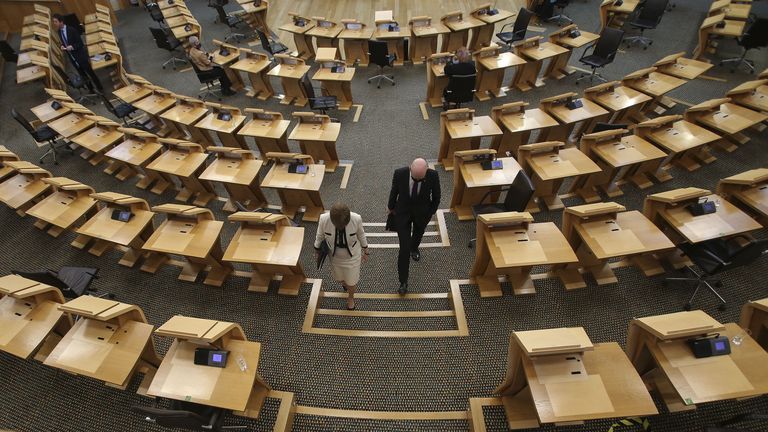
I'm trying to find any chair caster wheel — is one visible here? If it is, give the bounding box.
[162,66,166,69]
[661,280,667,287]
[467,242,473,248]
[717,304,727,311]
[377,85,381,89]
[715,281,722,287]
[392,82,395,86]
[684,303,692,311]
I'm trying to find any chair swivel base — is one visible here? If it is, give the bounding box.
[199,83,223,101]
[663,266,727,311]
[546,14,573,26]
[39,139,74,165]
[367,73,395,88]
[163,55,188,70]
[624,35,653,49]
[224,31,246,43]
[575,70,607,84]
[719,56,756,74]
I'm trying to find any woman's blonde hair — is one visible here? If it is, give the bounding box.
[456,47,472,63]
[330,202,351,229]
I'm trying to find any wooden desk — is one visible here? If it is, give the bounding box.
[0,275,70,360]
[131,88,178,136]
[146,139,214,205]
[147,315,271,417]
[46,109,95,139]
[279,14,315,60]
[425,52,454,108]
[600,0,640,31]
[546,25,600,80]
[694,13,745,60]
[16,63,48,85]
[634,115,721,180]
[312,56,355,110]
[230,49,274,100]
[159,96,210,143]
[74,192,156,268]
[409,17,450,64]
[513,37,569,92]
[627,311,768,412]
[238,0,270,36]
[0,146,21,183]
[685,98,768,152]
[211,40,245,92]
[469,4,515,50]
[471,212,577,296]
[267,55,311,107]
[238,109,291,155]
[30,99,71,123]
[726,79,768,114]
[540,93,609,144]
[44,296,160,390]
[288,112,342,172]
[574,129,666,200]
[584,81,652,124]
[26,177,97,238]
[195,104,247,149]
[740,298,768,352]
[306,18,342,49]
[104,128,166,190]
[474,45,526,101]
[622,67,687,114]
[440,11,483,53]
[518,142,601,212]
[709,0,751,21]
[643,188,762,245]
[653,52,714,80]
[70,116,124,166]
[199,147,266,212]
[439,109,503,171]
[113,83,153,104]
[261,153,325,222]
[0,161,52,216]
[338,20,374,66]
[495,327,656,429]
[717,168,768,225]
[490,102,559,157]
[142,204,233,287]
[224,212,305,294]
[450,150,521,220]
[372,18,408,67]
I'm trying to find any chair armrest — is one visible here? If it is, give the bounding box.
[579,43,597,61]
[477,187,511,206]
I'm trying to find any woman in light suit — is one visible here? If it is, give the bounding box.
[314,203,369,310]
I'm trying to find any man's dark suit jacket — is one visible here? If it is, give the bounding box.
[59,25,90,68]
[388,167,441,227]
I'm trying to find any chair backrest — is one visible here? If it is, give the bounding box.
[256,29,274,54]
[592,122,628,133]
[11,108,37,135]
[593,27,624,62]
[132,406,211,429]
[149,27,174,51]
[300,73,316,99]
[148,4,164,22]
[740,17,768,49]
[0,40,19,62]
[513,8,534,38]
[100,93,119,116]
[637,0,668,25]
[368,39,392,67]
[445,74,476,103]
[214,4,229,23]
[188,59,218,83]
[728,238,768,268]
[504,170,535,211]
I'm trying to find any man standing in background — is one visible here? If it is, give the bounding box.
[52,14,104,93]
[387,158,441,294]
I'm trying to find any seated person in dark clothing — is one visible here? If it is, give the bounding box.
[187,35,235,96]
[442,48,476,104]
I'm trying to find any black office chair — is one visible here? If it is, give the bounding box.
[13,266,108,299]
[301,74,338,118]
[592,122,628,133]
[133,401,247,431]
[496,8,534,49]
[51,63,98,105]
[719,17,768,74]
[443,74,476,110]
[149,27,188,70]
[624,0,668,49]
[100,93,139,126]
[210,0,246,43]
[706,413,768,432]
[367,40,396,88]
[256,29,288,57]
[0,40,18,63]
[576,27,624,84]
[11,108,67,165]
[664,236,768,311]
[190,60,223,101]
[546,1,573,26]
[468,170,536,247]
[147,3,166,26]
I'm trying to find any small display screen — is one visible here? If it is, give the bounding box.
[296,165,308,174]
[492,160,503,169]
[212,353,223,362]
[714,341,726,352]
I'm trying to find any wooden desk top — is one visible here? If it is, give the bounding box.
[590,86,653,112]
[279,20,315,35]
[143,218,224,259]
[306,25,342,38]
[44,318,154,386]
[712,19,745,37]
[720,168,768,186]
[47,113,95,138]
[650,323,768,405]
[498,108,560,133]
[460,157,521,188]
[411,23,451,37]
[644,120,721,153]
[261,163,324,191]
[146,149,208,178]
[474,9,515,24]
[315,47,338,62]
[573,210,674,259]
[16,65,46,84]
[547,99,609,125]
[224,225,304,265]
[373,26,409,39]
[633,310,724,340]
[694,103,768,135]
[30,100,71,123]
[659,194,762,243]
[132,93,177,115]
[478,52,526,71]
[71,125,124,153]
[195,112,246,134]
[105,139,164,166]
[514,327,593,355]
[338,27,375,40]
[312,67,356,82]
[288,122,341,142]
[0,274,42,295]
[155,315,235,340]
[655,56,714,80]
[78,206,155,247]
[728,81,768,112]
[267,63,312,79]
[213,48,240,66]
[160,104,209,126]
[550,29,600,49]
[626,72,687,97]
[609,0,640,13]
[113,84,153,104]
[238,118,291,139]
[231,56,271,74]
[27,189,97,228]
[486,222,577,268]
[0,292,63,358]
[518,41,569,61]
[147,338,261,411]
[0,171,50,210]
[525,147,601,181]
[171,24,199,40]
[444,16,484,31]
[732,183,768,219]
[446,115,503,139]
[199,157,263,186]
[525,342,657,423]
[591,135,667,168]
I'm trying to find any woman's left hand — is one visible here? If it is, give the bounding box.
[361,253,369,264]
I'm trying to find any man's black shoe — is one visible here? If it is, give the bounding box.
[411,250,420,261]
[398,282,408,295]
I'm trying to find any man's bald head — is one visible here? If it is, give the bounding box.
[410,158,428,180]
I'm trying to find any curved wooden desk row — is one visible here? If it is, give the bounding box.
[0,283,291,428]
[693,0,753,60]
[0,150,313,292]
[16,6,65,90]
[473,309,768,430]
